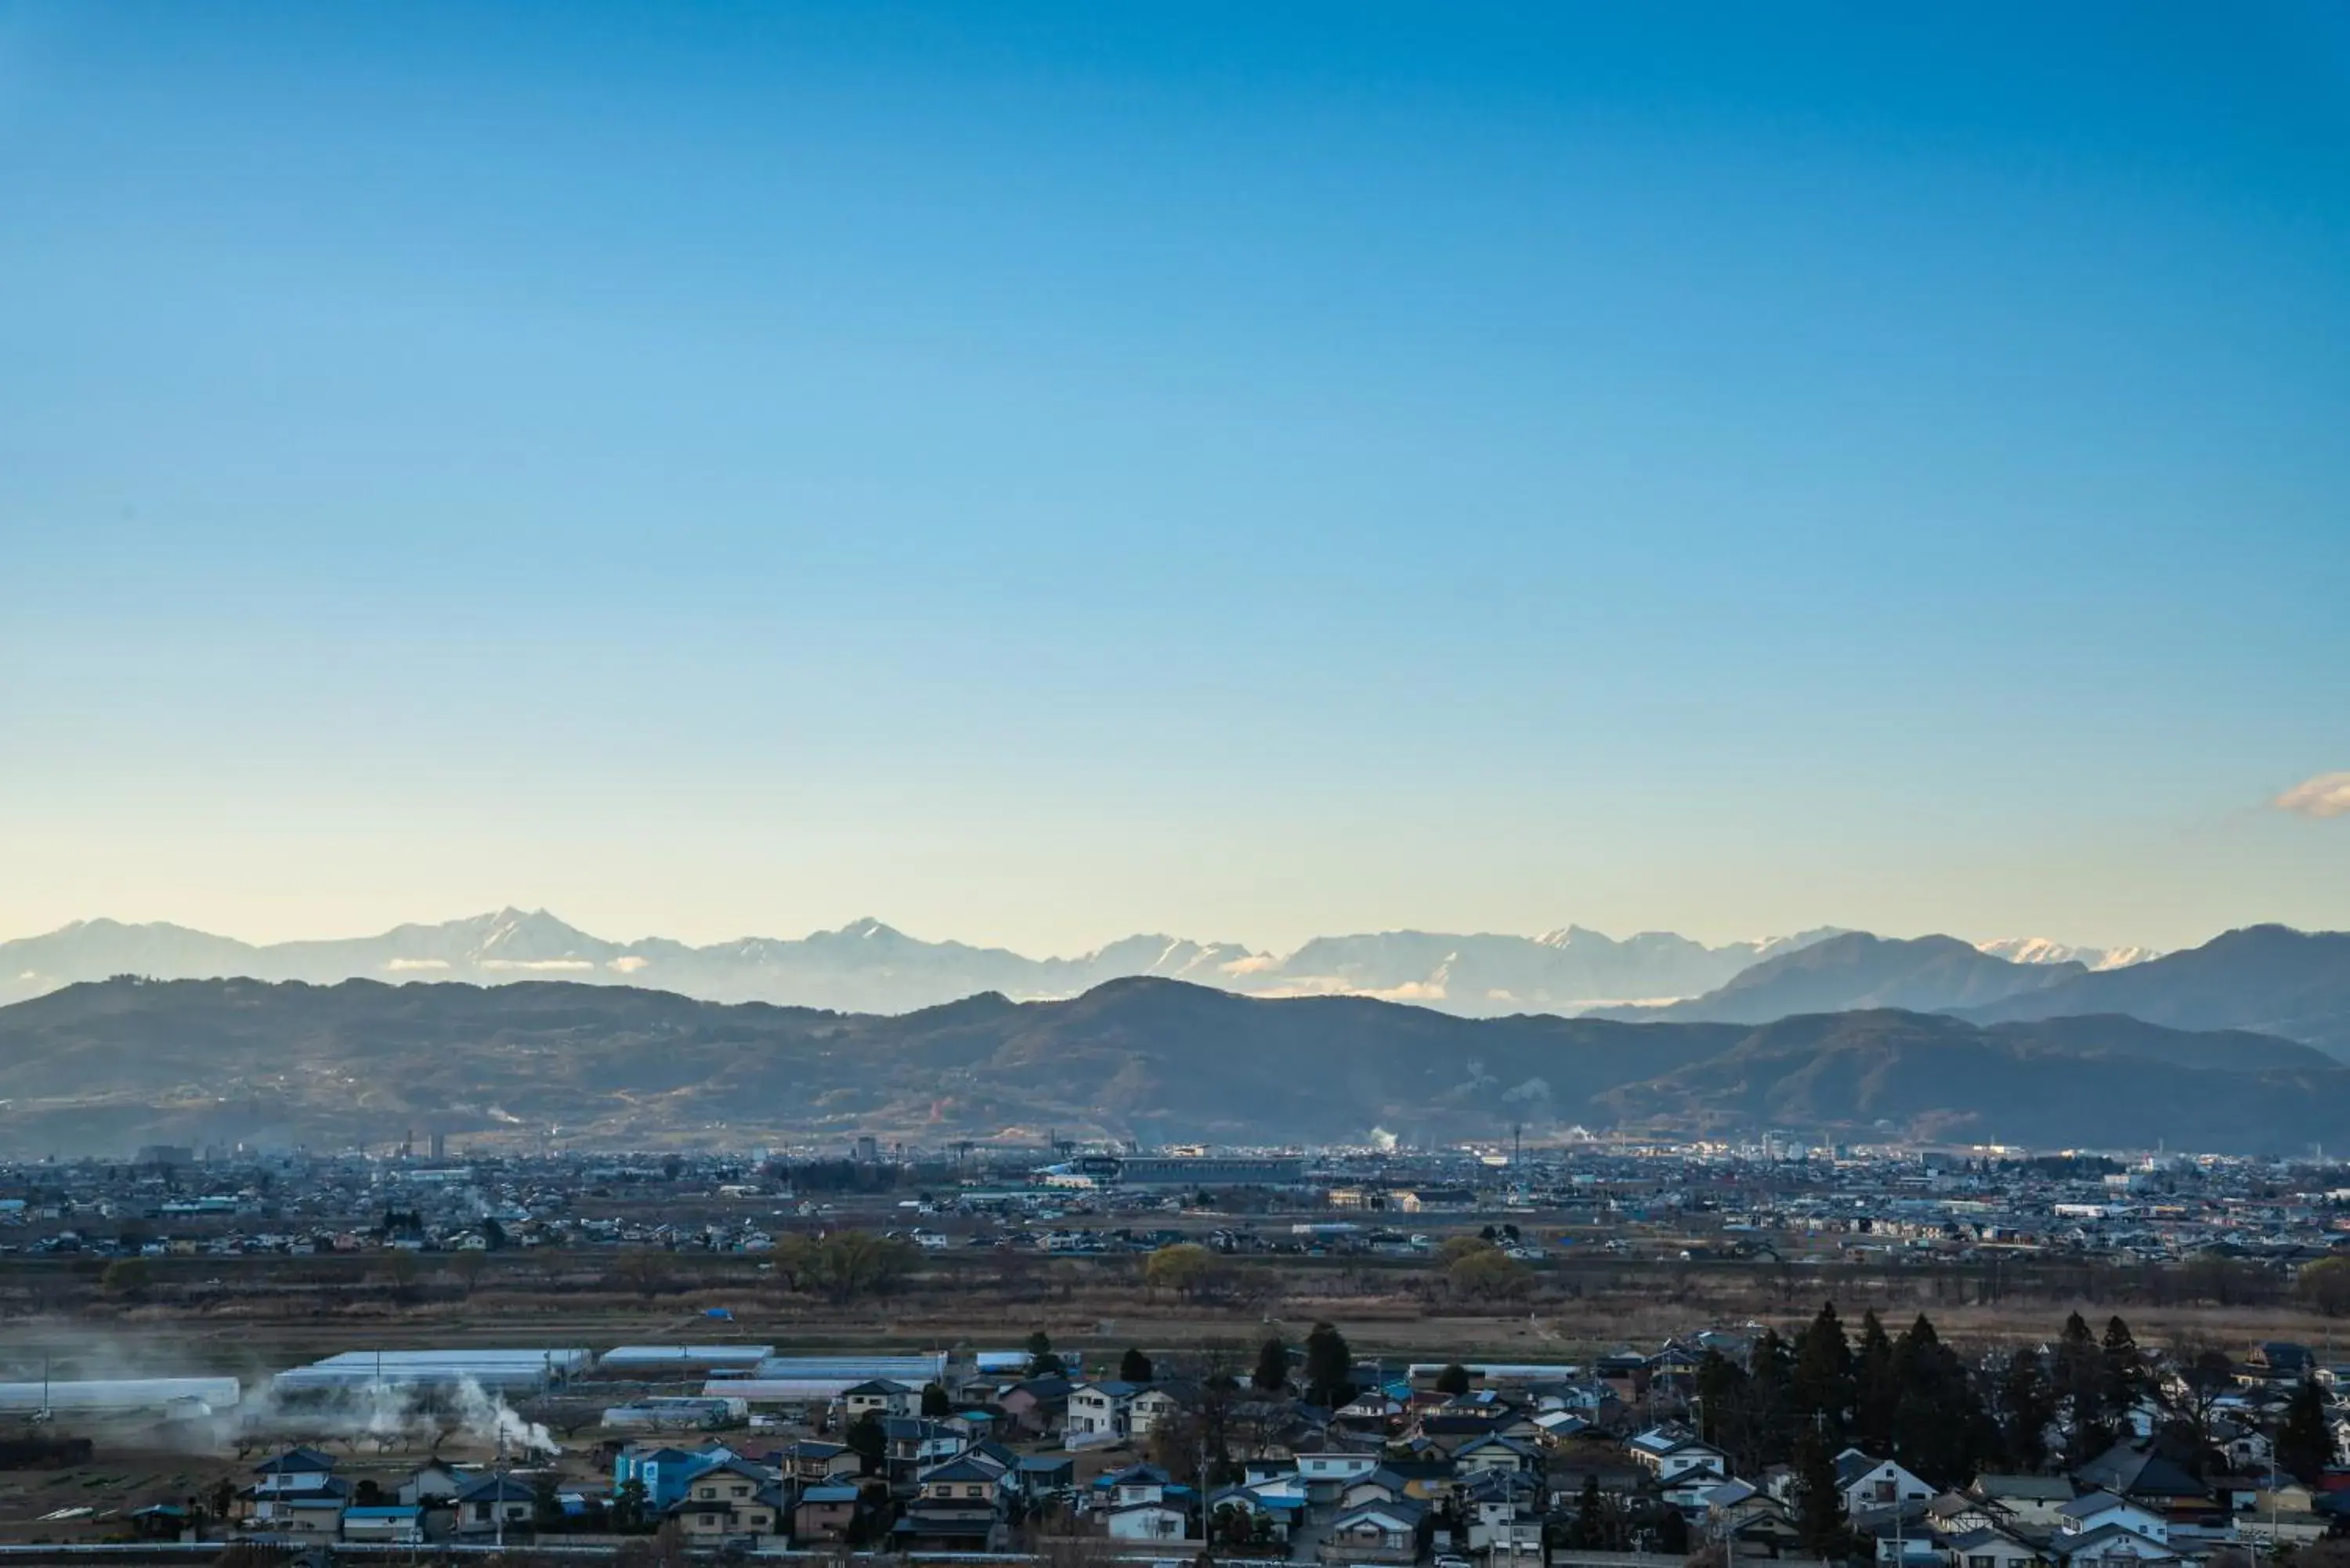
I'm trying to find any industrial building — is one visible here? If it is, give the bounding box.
[1110,1154,1305,1187]
[595,1345,774,1377]
[271,1349,592,1395]
[0,1378,240,1416]
[706,1352,949,1406]
[598,1395,747,1430]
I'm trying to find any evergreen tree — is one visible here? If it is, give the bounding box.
[1745,1328,1798,1470]
[844,1411,887,1474]
[1654,1506,1690,1555]
[1435,1362,1472,1397]
[1889,1312,1998,1487]
[2053,1312,2112,1466]
[920,1382,952,1418]
[1695,1349,1748,1451]
[1574,1474,1605,1550]
[1793,1430,1849,1555]
[1998,1348,2055,1473]
[2099,1317,2147,1426]
[1853,1309,1898,1455]
[1252,1333,1290,1393]
[1119,1347,1155,1384]
[1303,1321,1355,1407]
[2276,1378,2338,1484]
[1791,1301,1856,1444]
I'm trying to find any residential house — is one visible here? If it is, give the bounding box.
[2048,1524,2179,1568]
[2055,1492,2169,1545]
[1970,1476,2077,1528]
[841,1378,917,1422]
[1838,1451,1936,1514]
[1462,1472,1544,1562]
[1414,1411,1503,1455]
[1016,1455,1077,1498]
[916,1454,1006,1508]
[1099,1462,1176,1509]
[2240,1487,2331,1552]
[2200,1475,2261,1514]
[1068,1379,1144,1443]
[2222,1426,2274,1473]
[266,1487,349,1538]
[616,1444,735,1512]
[895,1506,1001,1552]
[252,1448,338,1498]
[1631,1426,1734,1483]
[1104,1499,1191,1542]
[1343,1461,1456,1509]
[793,1484,859,1543]
[1326,1498,1427,1561]
[1296,1451,1383,1501]
[880,1417,966,1483]
[1943,1524,2047,1568]
[1456,1433,1541,1476]
[780,1439,862,1484]
[1208,1488,1294,1548]
[1662,1459,1735,1516]
[1337,1392,1406,1430]
[246,1449,349,1535]
[128,1504,194,1542]
[1532,1411,1593,1445]
[396,1462,471,1508]
[1700,1480,1801,1556]
[998,1375,1072,1437]
[451,1475,538,1538]
[2243,1343,2313,1386]
[670,1457,783,1541]
[342,1507,426,1545]
[2070,1441,2214,1523]
[1130,1383,1191,1439]
[1856,1508,1943,1566]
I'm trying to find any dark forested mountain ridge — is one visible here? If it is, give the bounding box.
[0,974,2339,1155]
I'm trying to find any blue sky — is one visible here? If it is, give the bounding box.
[3,2,2346,955]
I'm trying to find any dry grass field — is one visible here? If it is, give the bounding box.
[5,1245,2342,1377]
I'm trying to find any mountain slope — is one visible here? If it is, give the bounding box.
[1961,924,2350,1060]
[0,976,2337,1156]
[1594,1008,2347,1149]
[1589,932,2081,1024]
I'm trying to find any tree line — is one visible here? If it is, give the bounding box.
[1691,1303,2342,1555]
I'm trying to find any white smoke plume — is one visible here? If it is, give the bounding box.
[233,1375,556,1458]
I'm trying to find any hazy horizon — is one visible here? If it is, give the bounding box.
[0,900,2197,963]
[5,3,2345,956]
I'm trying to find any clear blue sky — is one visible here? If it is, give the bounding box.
[3,2,2346,955]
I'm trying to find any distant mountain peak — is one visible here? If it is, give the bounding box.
[1977,936,2160,970]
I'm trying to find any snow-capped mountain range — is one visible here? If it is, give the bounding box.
[0,909,2156,1018]
[1975,936,2161,970]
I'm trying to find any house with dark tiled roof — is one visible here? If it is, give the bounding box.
[451,1474,537,1538]
[2048,1523,2178,1568]
[668,1460,786,1545]
[1943,1523,2048,1568]
[794,1483,859,1543]
[1970,1474,2076,1528]
[1327,1498,1426,1560]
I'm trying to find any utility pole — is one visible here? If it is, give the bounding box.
[495,1422,509,1554]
